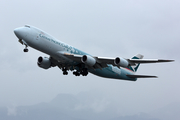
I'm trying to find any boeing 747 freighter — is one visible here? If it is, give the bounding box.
[14,25,174,81]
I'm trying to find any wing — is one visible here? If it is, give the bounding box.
[64,53,115,68]
[64,53,174,69]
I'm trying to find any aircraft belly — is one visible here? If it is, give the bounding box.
[89,66,136,81]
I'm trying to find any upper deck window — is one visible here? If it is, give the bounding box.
[24,25,30,28]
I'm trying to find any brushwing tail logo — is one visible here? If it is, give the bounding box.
[129,54,144,72]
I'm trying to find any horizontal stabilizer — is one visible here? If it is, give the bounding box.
[127,74,157,78]
[129,59,174,64]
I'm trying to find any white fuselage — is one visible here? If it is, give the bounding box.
[14,25,136,81]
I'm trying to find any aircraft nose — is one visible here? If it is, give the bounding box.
[14,28,22,39]
[14,28,21,38]
[14,27,26,39]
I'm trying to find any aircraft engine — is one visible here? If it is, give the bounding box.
[37,56,51,69]
[114,57,129,67]
[81,55,96,66]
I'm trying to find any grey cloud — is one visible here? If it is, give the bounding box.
[0,92,179,120]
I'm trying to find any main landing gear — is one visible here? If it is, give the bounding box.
[81,68,88,76]
[62,67,88,76]
[73,68,88,76]
[73,71,80,76]
[62,68,68,75]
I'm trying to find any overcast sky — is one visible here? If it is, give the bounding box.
[0,0,180,117]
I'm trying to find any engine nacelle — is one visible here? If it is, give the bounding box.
[114,57,129,67]
[37,56,51,69]
[81,55,96,66]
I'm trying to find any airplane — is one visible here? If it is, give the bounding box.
[14,25,174,81]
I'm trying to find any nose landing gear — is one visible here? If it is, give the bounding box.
[24,48,28,52]
[23,44,28,52]
[19,39,28,52]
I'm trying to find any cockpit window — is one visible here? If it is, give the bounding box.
[24,25,30,28]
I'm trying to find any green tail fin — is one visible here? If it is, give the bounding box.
[129,54,144,72]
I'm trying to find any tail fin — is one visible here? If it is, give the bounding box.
[129,54,144,72]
